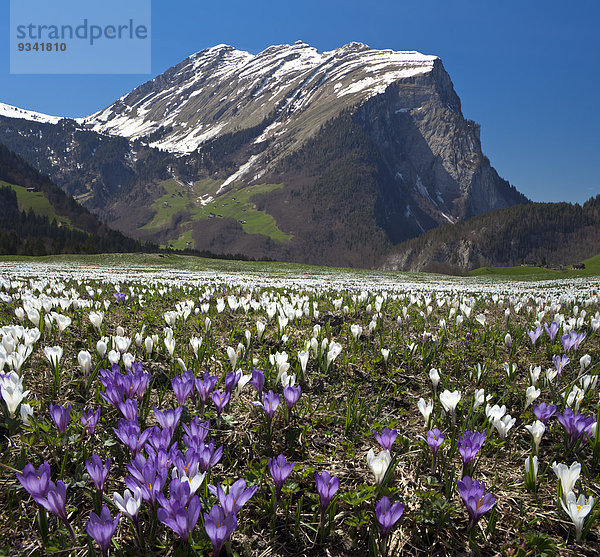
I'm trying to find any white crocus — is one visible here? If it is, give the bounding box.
[381,348,389,364]
[77,350,92,378]
[20,402,34,425]
[529,365,541,386]
[113,488,142,522]
[418,397,433,426]
[298,350,309,376]
[366,448,391,484]
[44,346,63,370]
[256,321,266,341]
[525,385,541,408]
[350,324,362,341]
[144,336,154,356]
[561,491,594,542]
[326,342,342,369]
[0,371,30,417]
[189,337,202,358]
[164,337,175,358]
[524,455,538,479]
[552,461,581,501]
[579,354,592,373]
[525,420,546,455]
[493,414,516,438]
[108,350,120,365]
[227,346,237,370]
[439,389,461,424]
[429,368,440,392]
[485,404,507,422]
[473,388,485,411]
[96,339,108,358]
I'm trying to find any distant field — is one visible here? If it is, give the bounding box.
[139,179,292,247]
[1,180,70,224]
[471,253,600,279]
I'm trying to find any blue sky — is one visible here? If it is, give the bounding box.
[2,0,599,204]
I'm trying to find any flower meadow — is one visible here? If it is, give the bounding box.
[1,257,600,556]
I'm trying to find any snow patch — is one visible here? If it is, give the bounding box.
[0,102,62,124]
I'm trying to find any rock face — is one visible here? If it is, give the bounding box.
[0,42,528,267]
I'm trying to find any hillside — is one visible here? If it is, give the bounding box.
[0,144,148,255]
[382,196,600,273]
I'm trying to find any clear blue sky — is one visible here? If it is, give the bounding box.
[2,0,599,204]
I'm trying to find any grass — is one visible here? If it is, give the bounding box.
[139,179,292,247]
[471,253,600,279]
[1,180,69,224]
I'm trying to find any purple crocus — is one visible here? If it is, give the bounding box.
[208,478,257,516]
[211,390,231,417]
[172,373,194,406]
[125,454,168,505]
[527,326,543,346]
[86,455,111,496]
[182,418,210,450]
[49,403,71,434]
[561,331,586,353]
[43,480,76,540]
[375,496,404,540]
[249,368,265,399]
[545,321,560,342]
[117,398,138,421]
[457,476,496,528]
[420,428,445,471]
[374,427,398,452]
[81,408,101,435]
[196,441,223,472]
[17,461,51,505]
[224,371,241,394]
[113,292,126,303]
[269,454,294,499]
[204,503,238,557]
[458,430,486,476]
[195,371,218,407]
[557,408,596,446]
[157,494,202,542]
[253,390,280,423]
[146,425,174,452]
[86,505,120,556]
[113,419,152,455]
[283,385,301,414]
[553,354,569,376]
[153,406,183,431]
[315,471,339,521]
[533,402,557,424]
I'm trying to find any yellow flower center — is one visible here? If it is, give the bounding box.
[577,504,582,512]
[476,499,483,510]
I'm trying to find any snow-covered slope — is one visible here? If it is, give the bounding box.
[0,102,62,125]
[83,42,438,154]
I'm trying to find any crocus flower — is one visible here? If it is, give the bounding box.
[172,373,194,406]
[208,478,257,516]
[417,398,433,426]
[552,461,581,501]
[86,455,111,496]
[440,389,461,424]
[525,420,546,455]
[16,461,51,505]
[224,371,241,394]
[420,428,444,470]
[457,476,496,529]
[458,430,486,476]
[81,408,101,435]
[561,491,594,542]
[528,326,543,345]
[545,321,560,341]
[182,417,210,449]
[195,371,218,407]
[525,386,540,409]
[87,505,120,556]
[249,368,265,399]
[366,448,391,484]
[557,408,595,446]
[253,390,280,423]
[45,480,76,539]
[553,354,570,376]
[283,385,301,414]
[492,414,516,439]
[375,496,404,540]
[49,403,71,434]
[204,503,238,557]
[315,471,339,520]
[533,402,557,424]
[157,493,201,542]
[113,487,142,524]
[211,390,231,417]
[196,441,223,472]
[113,419,151,455]
[118,398,138,421]
[374,428,398,452]
[269,454,294,498]
[125,454,168,505]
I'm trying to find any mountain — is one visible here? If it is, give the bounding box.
[0,42,528,266]
[381,196,600,273]
[0,143,148,255]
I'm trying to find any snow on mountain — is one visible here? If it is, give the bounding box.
[0,102,63,125]
[82,42,438,154]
